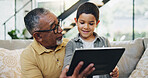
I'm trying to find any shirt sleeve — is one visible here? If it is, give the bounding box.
[106,38,111,47]
[101,36,111,47]
[63,40,75,70]
[20,50,43,78]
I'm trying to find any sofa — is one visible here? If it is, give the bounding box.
[0,38,148,78]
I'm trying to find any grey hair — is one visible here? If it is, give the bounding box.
[24,8,49,35]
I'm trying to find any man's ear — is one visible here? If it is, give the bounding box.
[96,20,100,28]
[33,32,42,42]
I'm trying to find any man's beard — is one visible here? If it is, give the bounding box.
[56,39,63,45]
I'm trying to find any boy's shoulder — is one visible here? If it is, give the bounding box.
[97,36,107,40]
[97,36,109,44]
[93,32,108,41]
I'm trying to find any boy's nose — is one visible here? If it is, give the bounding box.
[84,24,89,29]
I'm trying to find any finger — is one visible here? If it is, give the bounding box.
[85,67,95,76]
[65,65,70,70]
[111,66,118,75]
[110,72,116,77]
[110,72,117,76]
[111,71,119,78]
[112,74,117,77]
[116,71,119,78]
[80,63,95,77]
[110,72,113,76]
[72,61,84,77]
[113,66,118,72]
[112,77,117,78]
[112,66,119,77]
[59,66,69,78]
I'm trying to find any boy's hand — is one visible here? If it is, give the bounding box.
[59,61,95,78]
[110,66,119,78]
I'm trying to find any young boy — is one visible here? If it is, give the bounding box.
[63,2,119,78]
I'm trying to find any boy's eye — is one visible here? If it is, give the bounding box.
[80,22,84,24]
[89,23,94,25]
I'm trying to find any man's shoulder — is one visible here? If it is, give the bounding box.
[21,43,35,56]
[63,38,70,44]
[63,38,69,42]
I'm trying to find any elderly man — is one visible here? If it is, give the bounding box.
[20,8,95,78]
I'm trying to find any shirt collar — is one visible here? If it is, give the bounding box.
[73,32,101,42]
[31,38,67,55]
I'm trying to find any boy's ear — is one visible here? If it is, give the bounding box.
[33,32,42,43]
[74,18,77,23]
[97,20,100,25]
[96,20,100,28]
[74,18,78,26]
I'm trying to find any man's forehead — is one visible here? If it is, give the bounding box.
[39,13,58,24]
[38,13,58,29]
[45,12,58,23]
[48,17,58,25]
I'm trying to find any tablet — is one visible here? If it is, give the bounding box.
[67,47,125,76]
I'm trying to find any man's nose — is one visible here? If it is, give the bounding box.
[58,26,63,33]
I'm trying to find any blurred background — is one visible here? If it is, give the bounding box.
[0,0,148,41]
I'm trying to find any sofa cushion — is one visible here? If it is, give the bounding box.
[129,44,148,78]
[110,38,144,78]
[144,38,148,49]
[0,40,33,50]
[0,48,24,78]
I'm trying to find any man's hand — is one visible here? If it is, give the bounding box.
[110,66,119,78]
[59,61,95,78]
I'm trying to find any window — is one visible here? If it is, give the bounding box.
[97,0,148,41]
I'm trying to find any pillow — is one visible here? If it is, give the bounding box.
[144,38,148,49]
[110,38,144,78]
[0,48,24,78]
[129,45,148,78]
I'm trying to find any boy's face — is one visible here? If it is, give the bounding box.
[75,13,99,40]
